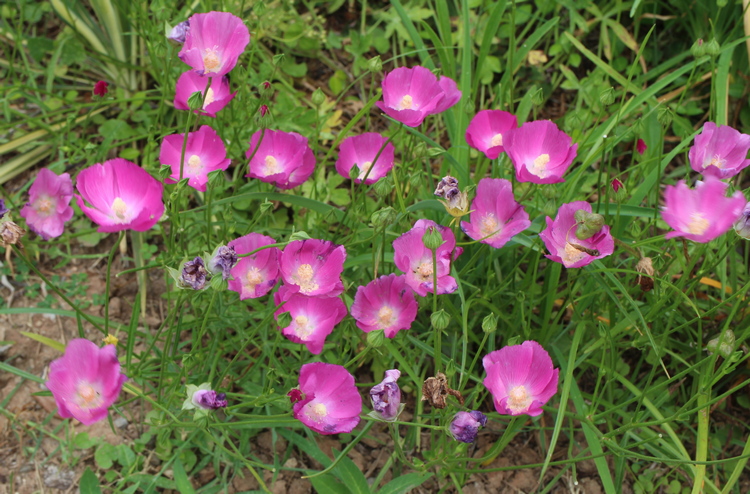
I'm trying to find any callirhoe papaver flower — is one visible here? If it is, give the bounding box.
[450,411,487,443]
[688,122,750,178]
[76,159,164,232]
[393,219,462,296]
[293,362,362,434]
[45,339,128,425]
[376,66,461,127]
[228,233,280,299]
[539,201,614,268]
[160,125,231,192]
[465,110,518,159]
[274,285,348,354]
[246,129,315,189]
[179,11,250,76]
[351,274,418,338]
[279,239,346,297]
[93,81,108,96]
[504,120,577,184]
[174,70,236,117]
[483,340,559,417]
[335,133,395,184]
[370,369,403,421]
[461,178,530,248]
[661,176,745,243]
[20,168,74,240]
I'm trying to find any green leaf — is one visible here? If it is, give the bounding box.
[73,432,100,450]
[172,459,196,494]
[95,443,116,469]
[20,331,65,352]
[99,119,134,140]
[79,467,102,494]
[116,444,136,468]
[378,472,433,494]
[309,475,350,494]
[333,453,370,494]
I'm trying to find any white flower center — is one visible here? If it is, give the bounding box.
[561,242,588,265]
[203,87,216,108]
[35,196,54,216]
[305,402,328,421]
[294,315,312,338]
[187,154,203,173]
[506,385,532,413]
[687,213,710,235]
[357,161,373,180]
[111,197,129,222]
[377,306,395,328]
[202,47,221,73]
[244,267,263,291]
[76,382,103,409]
[529,153,551,178]
[397,94,414,110]
[707,154,726,169]
[264,155,280,175]
[479,213,501,239]
[490,133,503,147]
[293,264,319,294]
[414,261,434,282]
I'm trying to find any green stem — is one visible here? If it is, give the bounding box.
[104,232,124,335]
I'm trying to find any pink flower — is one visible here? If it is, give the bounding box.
[279,239,346,297]
[460,178,530,248]
[227,233,280,299]
[483,340,559,417]
[611,178,624,192]
[293,362,361,435]
[539,201,614,268]
[504,120,578,184]
[465,110,518,159]
[160,125,231,192]
[375,66,461,127]
[636,138,647,155]
[688,122,750,178]
[245,130,315,189]
[335,133,395,184]
[274,286,348,354]
[20,168,74,240]
[393,219,462,296]
[174,70,236,117]
[662,176,746,243]
[76,159,164,233]
[351,274,418,338]
[178,12,250,76]
[93,81,108,96]
[45,339,128,425]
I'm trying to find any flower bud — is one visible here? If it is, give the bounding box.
[431,309,450,331]
[287,388,303,404]
[636,138,647,155]
[707,329,735,358]
[371,206,398,230]
[705,38,720,58]
[311,88,326,106]
[369,369,402,421]
[349,164,361,180]
[259,199,274,215]
[657,106,673,128]
[423,227,444,250]
[599,87,615,106]
[367,55,382,73]
[611,178,624,193]
[482,313,498,333]
[210,274,228,291]
[289,230,312,242]
[276,311,292,328]
[272,53,285,66]
[574,210,605,239]
[187,90,204,111]
[260,81,273,98]
[691,38,706,58]
[531,86,545,106]
[366,329,386,348]
[373,175,393,197]
[449,410,487,443]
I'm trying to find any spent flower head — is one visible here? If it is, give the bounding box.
[449,411,487,443]
[369,369,403,422]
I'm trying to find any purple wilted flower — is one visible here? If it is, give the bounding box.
[369,369,402,421]
[449,411,487,443]
[168,20,190,44]
[181,257,208,289]
[434,176,468,218]
[193,389,227,409]
[0,199,8,218]
[208,245,237,280]
[734,202,750,239]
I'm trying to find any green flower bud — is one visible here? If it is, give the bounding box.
[431,309,450,331]
[277,311,292,328]
[409,171,423,188]
[158,163,173,181]
[443,359,457,379]
[705,38,720,58]
[207,169,224,188]
[482,313,498,333]
[599,87,615,106]
[657,106,673,128]
[259,199,274,215]
[706,329,735,358]
[210,275,228,291]
[373,176,393,197]
[288,230,312,242]
[272,53,285,66]
[422,227,444,250]
[368,55,383,73]
[366,329,386,348]
[187,90,204,111]
[349,164,361,180]
[311,88,326,106]
[413,142,428,158]
[691,39,706,58]
[371,206,398,230]
[574,210,605,239]
[531,86,545,106]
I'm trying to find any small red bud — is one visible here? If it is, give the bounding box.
[611,178,624,192]
[259,104,269,116]
[636,138,647,155]
[93,81,109,97]
[287,388,303,403]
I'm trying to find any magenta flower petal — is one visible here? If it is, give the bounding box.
[160,125,231,192]
[376,66,459,127]
[279,239,346,297]
[227,233,280,299]
[393,219,460,296]
[335,133,395,184]
[174,70,236,117]
[465,110,518,159]
[460,178,530,248]
[688,122,750,178]
[351,274,418,338]
[75,159,164,233]
[274,286,348,354]
[178,12,250,76]
[482,341,559,417]
[20,168,74,240]
[539,201,614,268]
[504,120,577,184]
[662,176,746,243]
[293,362,362,434]
[246,130,315,189]
[46,339,127,425]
